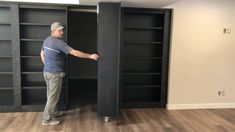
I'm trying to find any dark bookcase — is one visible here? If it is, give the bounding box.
[19,5,68,110]
[0,3,172,116]
[97,2,121,118]
[120,8,171,108]
[0,4,14,106]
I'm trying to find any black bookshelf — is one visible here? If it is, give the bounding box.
[0,5,14,106]
[0,3,172,115]
[120,8,171,108]
[97,3,121,118]
[19,5,68,109]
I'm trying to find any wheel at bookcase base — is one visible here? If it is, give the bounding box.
[104,116,110,122]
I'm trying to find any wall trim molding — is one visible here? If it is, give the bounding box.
[167,103,235,110]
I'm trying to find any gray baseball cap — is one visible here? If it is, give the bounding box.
[51,22,64,31]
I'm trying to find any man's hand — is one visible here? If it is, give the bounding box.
[89,54,99,61]
[40,50,45,64]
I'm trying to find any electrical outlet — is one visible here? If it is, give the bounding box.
[218,91,226,96]
[223,28,232,34]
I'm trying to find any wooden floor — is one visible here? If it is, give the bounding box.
[0,86,235,132]
[0,106,235,132]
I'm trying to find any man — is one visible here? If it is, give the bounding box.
[40,22,99,126]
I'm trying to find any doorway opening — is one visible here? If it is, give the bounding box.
[67,7,98,109]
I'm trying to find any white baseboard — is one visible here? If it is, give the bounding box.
[167,103,235,110]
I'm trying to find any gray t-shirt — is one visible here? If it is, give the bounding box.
[41,36,71,73]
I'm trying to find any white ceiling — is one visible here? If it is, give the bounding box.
[122,0,181,8]
[81,0,181,8]
[1,0,182,8]
[1,0,79,4]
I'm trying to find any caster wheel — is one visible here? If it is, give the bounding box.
[104,116,109,122]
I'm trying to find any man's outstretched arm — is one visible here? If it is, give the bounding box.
[69,48,99,60]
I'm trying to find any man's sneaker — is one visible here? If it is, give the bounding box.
[54,112,64,117]
[42,120,60,126]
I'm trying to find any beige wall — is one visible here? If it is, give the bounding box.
[165,0,235,109]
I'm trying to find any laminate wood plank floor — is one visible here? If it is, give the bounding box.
[0,106,235,132]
